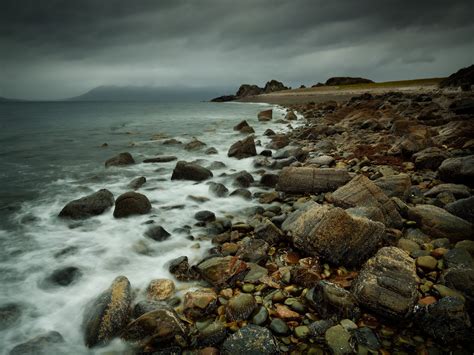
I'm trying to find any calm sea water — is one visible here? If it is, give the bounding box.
[0,101,297,353]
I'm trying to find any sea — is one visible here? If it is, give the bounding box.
[0,101,299,354]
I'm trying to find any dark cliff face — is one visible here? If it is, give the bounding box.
[439,64,474,89]
[211,79,288,102]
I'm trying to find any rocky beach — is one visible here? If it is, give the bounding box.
[3,66,473,354]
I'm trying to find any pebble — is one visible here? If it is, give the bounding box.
[432,284,465,301]
[294,325,310,338]
[251,306,268,325]
[242,284,255,293]
[325,325,352,355]
[416,256,438,270]
[270,318,290,335]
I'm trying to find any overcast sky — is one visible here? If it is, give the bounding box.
[1,0,473,100]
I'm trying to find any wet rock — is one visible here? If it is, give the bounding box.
[144,225,171,242]
[273,146,307,161]
[416,255,438,270]
[105,152,135,167]
[195,210,216,222]
[277,167,351,194]
[309,319,336,336]
[58,189,114,219]
[168,256,200,281]
[263,128,276,136]
[308,155,335,166]
[413,147,448,170]
[416,297,471,344]
[425,183,471,199]
[121,307,186,346]
[9,331,65,355]
[443,248,474,268]
[353,327,381,351]
[196,320,227,347]
[330,174,403,228]
[132,299,167,318]
[267,134,290,150]
[185,138,207,151]
[208,182,229,197]
[270,156,297,169]
[438,155,474,186]
[205,147,218,155]
[442,267,474,302]
[236,238,269,263]
[233,120,254,133]
[244,263,268,282]
[208,161,226,170]
[260,173,279,188]
[306,281,360,320]
[445,196,474,223]
[147,279,175,301]
[291,262,322,287]
[325,325,352,355]
[282,204,385,266]
[171,161,213,181]
[269,318,290,335]
[257,109,272,121]
[254,219,284,245]
[128,176,146,190]
[183,288,218,320]
[82,275,132,347]
[226,293,256,321]
[228,136,257,159]
[44,266,82,287]
[407,204,473,242]
[251,306,269,325]
[221,324,278,355]
[456,240,474,255]
[397,238,420,254]
[143,155,177,163]
[374,173,411,200]
[113,192,151,218]
[233,170,254,188]
[196,256,248,288]
[352,247,419,320]
[285,110,297,120]
[229,188,252,200]
[0,303,21,331]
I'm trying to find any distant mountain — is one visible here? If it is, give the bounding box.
[0,96,27,102]
[67,85,224,102]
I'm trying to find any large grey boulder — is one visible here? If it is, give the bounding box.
[282,204,385,266]
[228,136,257,159]
[59,189,114,219]
[171,161,213,181]
[445,196,474,223]
[374,173,411,200]
[438,155,474,186]
[407,204,473,242]
[113,192,151,218]
[352,247,419,320]
[330,174,403,228]
[277,167,351,194]
[82,276,132,348]
[105,152,135,167]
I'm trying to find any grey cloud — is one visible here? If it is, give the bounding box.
[0,0,473,99]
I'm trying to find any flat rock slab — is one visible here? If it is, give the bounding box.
[352,247,419,320]
[143,155,177,163]
[59,189,114,220]
[277,167,351,194]
[330,174,403,228]
[282,204,385,266]
[407,204,473,242]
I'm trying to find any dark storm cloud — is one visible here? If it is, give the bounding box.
[0,0,473,99]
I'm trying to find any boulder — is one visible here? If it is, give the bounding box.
[325,325,352,355]
[171,161,213,181]
[146,279,175,301]
[227,136,257,159]
[285,111,297,120]
[424,183,471,199]
[105,152,135,167]
[113,192,151,218]
[260,173,279,188]
[221,324,279,355]
[128,176,146,190]
[330,174,403,228]
[233,120,252,132]
[236,238,269,263]
[121,307,186,346]
[257,109,272,121]
[407,204,473,242]
[254,219,284,245]
[445,196,474,223]
[168,256,200,282]
[143,155,177,163]
[273,146,307,161]
[236,84,263,97]
[225,293,257,321]
[277,167,351,194]
[205,147,218,154]
[438,155,474,186]
[282,204,385,266]
[267,134,290,149]
[9,331,65,355]
[413,147,448,170]
[415,297,471,344]
[374,173,411,200]
[44,266,82,287]
[306,281,360,320]
[208,182,229,197]
[233,171,254,188]
[144,225,171,242]
[449,97,474,115]
[0,303,21,331]
[58,189,114,219]
[82,276,132,347]
[195,210,216,222]
[352,247,419,320]
[196,256,248,288]
[442,267,474,303]
[184,138,206,151]
[184,288,218,320]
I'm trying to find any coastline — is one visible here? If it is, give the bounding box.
[5,88,474,354]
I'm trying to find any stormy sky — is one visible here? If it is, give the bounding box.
[0,0,473,100]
